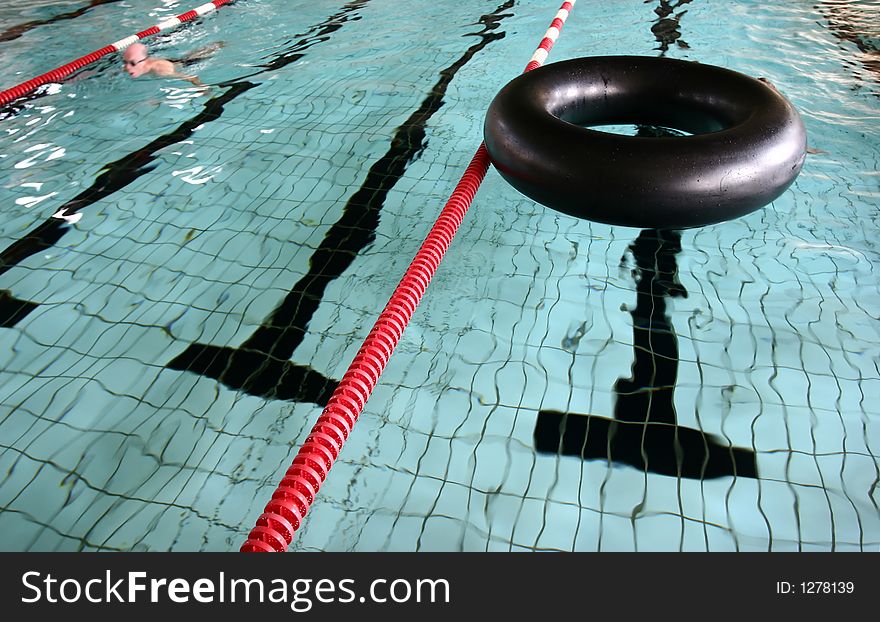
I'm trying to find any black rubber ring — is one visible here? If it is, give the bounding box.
[484,56,807,229]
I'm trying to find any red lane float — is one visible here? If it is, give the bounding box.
[0,0,235,107]
[241,0,577,554]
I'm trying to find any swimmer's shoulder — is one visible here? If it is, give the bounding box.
[147,58,178,76]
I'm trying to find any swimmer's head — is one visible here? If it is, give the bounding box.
[123,43,150,77]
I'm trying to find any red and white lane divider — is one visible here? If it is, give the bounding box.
[525,3,574,71]
[0,0,235,108]
[240,0,577,553]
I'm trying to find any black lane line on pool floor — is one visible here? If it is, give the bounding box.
[534,228,758,480]
[0,290,38,328]
[650,0,693,55]
[0,0,123,43]
[0,81,255,281]
[166,0,515,406]
[0,0,370,337]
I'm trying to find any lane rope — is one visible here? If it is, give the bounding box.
[0,0,235,107]
[240,0,577,553]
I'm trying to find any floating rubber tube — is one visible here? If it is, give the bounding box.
[240,0,577,553]
[483,56,807,229]
[0,0,235,107]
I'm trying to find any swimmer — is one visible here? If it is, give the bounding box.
[122,42,207,87]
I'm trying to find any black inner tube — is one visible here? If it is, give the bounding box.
[484,56,807,229]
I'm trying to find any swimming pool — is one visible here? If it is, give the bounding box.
[0,0,877,552]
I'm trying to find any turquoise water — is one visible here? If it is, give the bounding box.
[0,0,877,551]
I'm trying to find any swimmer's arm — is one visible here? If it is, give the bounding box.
[175,73,206,87]
[151,59,206,87]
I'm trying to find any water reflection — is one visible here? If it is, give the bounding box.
[649,0,693,55]
[818,0,880,83]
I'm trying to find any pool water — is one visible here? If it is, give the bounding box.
[0,0,877,552]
